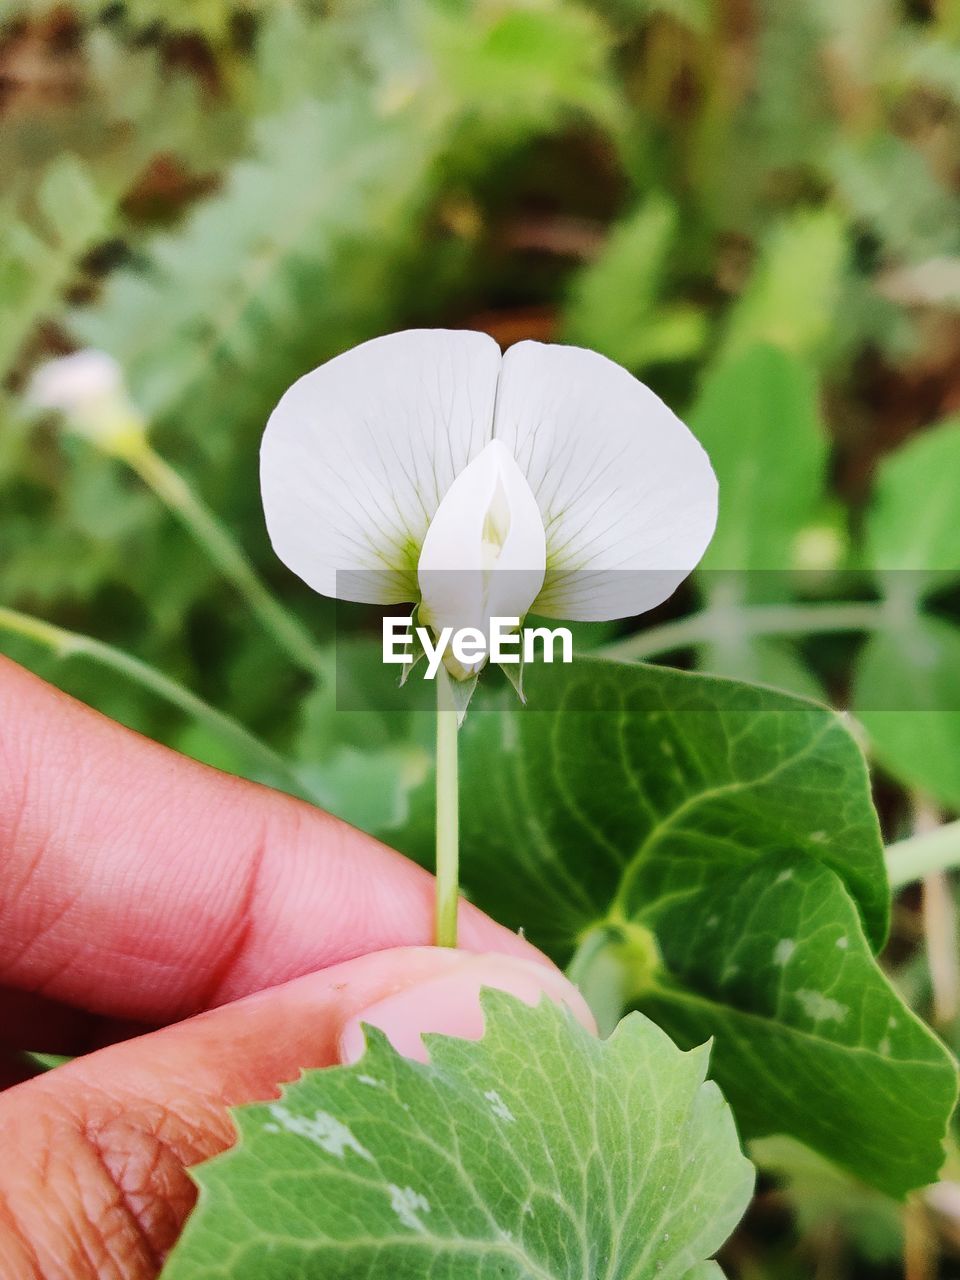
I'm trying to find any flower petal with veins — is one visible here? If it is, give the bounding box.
[493,341,717,621]
[260,329,717,639]
[261,329,501,604]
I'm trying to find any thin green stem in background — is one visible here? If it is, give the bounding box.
[604,599,887,662]
[113,436,328,683]
[434,665,460,948]
[0,605,307,796]
[887,820,960,889]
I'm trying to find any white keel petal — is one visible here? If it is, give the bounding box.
[418,439,546,666]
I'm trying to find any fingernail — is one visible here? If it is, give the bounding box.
[338,952,595,1064]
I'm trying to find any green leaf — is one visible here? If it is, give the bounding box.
[400,659,887,955]
[562,195,708,370]
[866,419,960,593]
[641,854,955,1197]
[698,637,825,702]
[696,0,829,227]
[0,155,111,379]
[72,99,420,423]
[830,133,960,259]
[751,1136,903,1265]
[690,345,828,574]
[854,615,960,810]
[897,34,960,111]
[296,747,421,834]
[387,661,957,1192]
[718,209,848,365]
[428,1,620,136]
[163,992,754,1279]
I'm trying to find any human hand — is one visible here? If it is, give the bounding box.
[0,657,591,1278]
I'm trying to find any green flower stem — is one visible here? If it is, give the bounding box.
[887,821,960,889]
[434,665,460,948]
[0,604,306,795]
[112,435,327,682]
[603,599,888,662]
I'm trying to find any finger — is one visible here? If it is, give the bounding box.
[0,657,543,1026]
[0,947,594,1280]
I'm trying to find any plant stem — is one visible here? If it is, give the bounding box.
[887,820,960,889]
[604,599,887,662]
[113,436,327,682]
[434,665,460,948]
[0,605,306,795]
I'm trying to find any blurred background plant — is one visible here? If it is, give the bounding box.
[5,0,960,1274]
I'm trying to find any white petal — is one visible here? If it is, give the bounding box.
[260,329,501,604]
[493,341,717,620]
[29,350,124,411]
[27,350,138,445]
[418,440,546,666]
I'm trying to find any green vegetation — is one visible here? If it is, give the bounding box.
[6,1,960,1274]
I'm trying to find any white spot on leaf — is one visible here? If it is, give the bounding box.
[484,1089,516,1123]
[388,1184,431,1232]
[774,939,796,966]
[268,1105,372,1161]
[795,989,848,1024]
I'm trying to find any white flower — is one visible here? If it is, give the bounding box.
[261,329,717,674]
[27,350,141,447]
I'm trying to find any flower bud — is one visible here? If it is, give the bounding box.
[27,350,144,450]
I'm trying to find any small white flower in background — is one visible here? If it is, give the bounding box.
[261,329,717,680]
[27,350,143,449]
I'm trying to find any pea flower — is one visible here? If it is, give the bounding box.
[261,329,717,680]
[27,350,144,449]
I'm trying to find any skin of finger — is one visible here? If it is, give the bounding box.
[0,657,544,1030]
[0,948,591,1280]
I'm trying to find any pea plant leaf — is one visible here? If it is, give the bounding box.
[397,659,888,954]
[386,660,955,1195]
[641,854,956,1197]
[686,343,829,692]
[856,420,960,803]
[162,993,754,1279]
[562,194,708,371]
[717,209,848,365]
[865,418,960,593]
[854,615,960,810]
[691,344,827,577]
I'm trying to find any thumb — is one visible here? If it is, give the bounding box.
[0,947,593,1280]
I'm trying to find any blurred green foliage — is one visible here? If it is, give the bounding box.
[3,0,960,744]
[5,2,960,1272]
